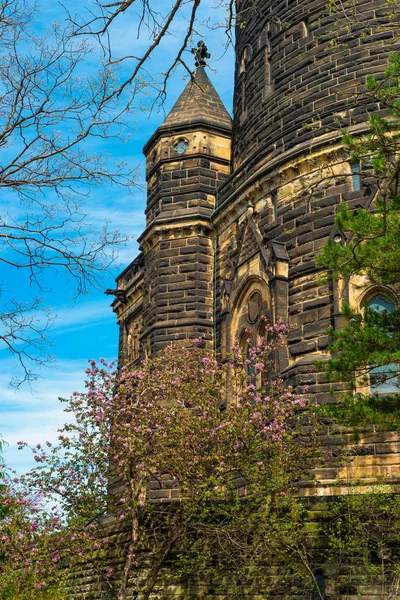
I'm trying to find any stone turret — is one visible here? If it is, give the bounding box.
[232,0,397,172]
[93,10,400,600]
[139,61,232,355]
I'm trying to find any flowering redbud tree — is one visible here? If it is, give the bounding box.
[0,321,324,599]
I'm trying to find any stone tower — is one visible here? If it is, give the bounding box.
[112,0,400,395]
[212,0,399,402]
[99,3,400,598]
[112,62,231,361]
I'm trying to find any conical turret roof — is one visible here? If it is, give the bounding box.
[161,66,232,130]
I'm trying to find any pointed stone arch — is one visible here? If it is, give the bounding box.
[358,286,399,311]
[229,275,271,348]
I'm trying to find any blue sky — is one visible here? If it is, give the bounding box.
[1,0,235,474]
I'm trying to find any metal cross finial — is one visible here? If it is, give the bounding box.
[192,40,211,67]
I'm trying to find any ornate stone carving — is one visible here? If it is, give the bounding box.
[247,291,262,324]
[126,319,142,363]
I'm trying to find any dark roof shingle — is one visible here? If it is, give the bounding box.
[162,66,232,130]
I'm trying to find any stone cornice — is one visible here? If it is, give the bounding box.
[146,151,230,182]
[212,122,373,235]
[145,184,216,215]
[213,122,372,223]
[138,215,212,253]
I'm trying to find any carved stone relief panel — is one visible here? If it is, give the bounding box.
[126,317,142,364]
[247,290,262,324]
[230,277,271,349]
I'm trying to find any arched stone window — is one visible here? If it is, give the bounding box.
[231,281,270,341]
[365,293,398,393]
[230,278,271,371]
[239,45,252,75]
[228,279,274,397]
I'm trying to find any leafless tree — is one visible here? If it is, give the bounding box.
[0,0,139,385]
[69,0,400,107]
[67,0,244,104]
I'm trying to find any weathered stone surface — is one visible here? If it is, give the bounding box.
[101,2,400,597]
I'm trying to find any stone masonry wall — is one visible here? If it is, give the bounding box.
[140,113,231,354]
[261,164,371,401]
[215,147,376,403]
[141,229,215,355]
[145,131,230,227]
[222,0,398,201]
[67,424,400,599]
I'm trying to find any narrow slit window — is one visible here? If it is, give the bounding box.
[351,161,361,191]
[239,45,252,119]
[241,79,246,113]
[266,29,272,86]
[260,26,273,100]
[311,573,326,600]
[271,191,278,220]
[301,19,310,38]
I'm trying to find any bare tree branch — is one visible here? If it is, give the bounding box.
[67,0,240,104]
[0,0,140,384]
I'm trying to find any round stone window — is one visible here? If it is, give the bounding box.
[247,291,262,324]
[174,138,189,154]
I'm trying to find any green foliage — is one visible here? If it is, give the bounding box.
[316,53,400,417]
[316,201,400,286]
[316,303,400,392]
[2,583,65,600]
[321,393,400,431]
[313,53,400,595]
[326,490,400,592]
[176,495,313,598]
[317,53,400,283]
[0,331,325,600]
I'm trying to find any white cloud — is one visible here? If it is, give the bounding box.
[0,0,235,476]
[52,300,112,333]
[0,358,88,474]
